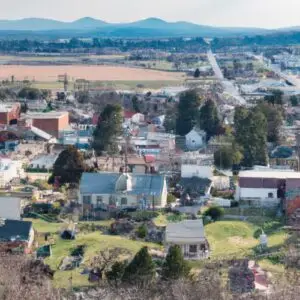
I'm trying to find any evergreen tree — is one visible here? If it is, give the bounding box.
[194,68,200,78]
[122,246,155,284]
[257,102,283,144]
[290,95,298,107]
[234,107,268,167]
[93,104,123,155]
[49,145,86,185]
[106,261,127,287]
[214,145,243,170]
[163,109,176,133]
[198,99,220,140]
[131,95,140,113]
[162,245,190,280]
[176,90,201,136]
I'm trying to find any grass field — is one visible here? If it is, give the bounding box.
[32,79,184,91]
[29,218,161,288]
[28,217,287,288]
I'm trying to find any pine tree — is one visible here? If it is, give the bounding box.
[194,68,200,78]
[176,90,201,136]
[162,245,191,280]
[106,261,127,287]
[198,99,220,140]
[122,246,155,284]
[93,104,123,155]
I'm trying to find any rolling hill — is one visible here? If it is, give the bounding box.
[0,17,273,38]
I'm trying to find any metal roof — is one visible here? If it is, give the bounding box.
[0,219,32,242]
[80,172,165,196]
[239,170,300,179]
[165,220,206,244]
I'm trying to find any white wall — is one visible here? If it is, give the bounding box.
[238,187,278,200]
[181,164,213,179]
[0,161,19,187]
[0,197,21,220]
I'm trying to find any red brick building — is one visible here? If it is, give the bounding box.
[26,111,69,137]
[0,103,21,125]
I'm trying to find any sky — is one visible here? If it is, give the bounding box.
[0,0,300,29]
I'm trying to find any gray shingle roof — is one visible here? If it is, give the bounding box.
[80,172,165,196]
[165,220,206,244]
[0,220,32,242]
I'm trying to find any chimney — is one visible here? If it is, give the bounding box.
[0,218,6,227]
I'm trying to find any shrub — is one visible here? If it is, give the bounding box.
[136,224,148,239]
[70,245,86,257]
[230,200,239,207]
[167,194,176,204]
[128,211,159,222]
[203,206,224,221]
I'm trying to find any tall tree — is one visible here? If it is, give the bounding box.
[257,102,283,144]
[122,246,155,284]
[131,95,140,113]
[93,104,123,155]
[214,143,243,170]
[163,109,176,133]
[49,145,86,185]
[290,95,298,107]
[162,245,190,280]
[176,90,201,136]
[198,99,220,140]
[234,107,268,167]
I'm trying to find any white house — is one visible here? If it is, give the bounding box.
[181,153,214,179]
[165,219,209,260]
[185,128,206,151]
[236,169,300,206]
[131,113,145,124]
[79,172,168,211]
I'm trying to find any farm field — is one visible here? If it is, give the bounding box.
[0,65,186,82]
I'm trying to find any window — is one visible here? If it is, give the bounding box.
[96,196,103,203]
[268,192,274,198]
[189,245,197,253]
[83,195,91,204]
[121,197,128,205]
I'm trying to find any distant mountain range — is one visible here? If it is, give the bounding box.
[0,17,297,38]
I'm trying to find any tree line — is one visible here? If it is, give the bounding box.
[0,37,207,53]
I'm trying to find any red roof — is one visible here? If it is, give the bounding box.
[144,155,156,163]
[123,111,135,119]
[92,114,100,125]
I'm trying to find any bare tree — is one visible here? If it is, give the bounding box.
[0,254,60,300]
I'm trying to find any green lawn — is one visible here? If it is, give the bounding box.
[28,218,162,288]
[28,217,288,288]
[24,218,64,233]
[204,221,287,259]
[90,80,184,90]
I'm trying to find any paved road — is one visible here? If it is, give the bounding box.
[249,53,300,88]
[207,50,246,105]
